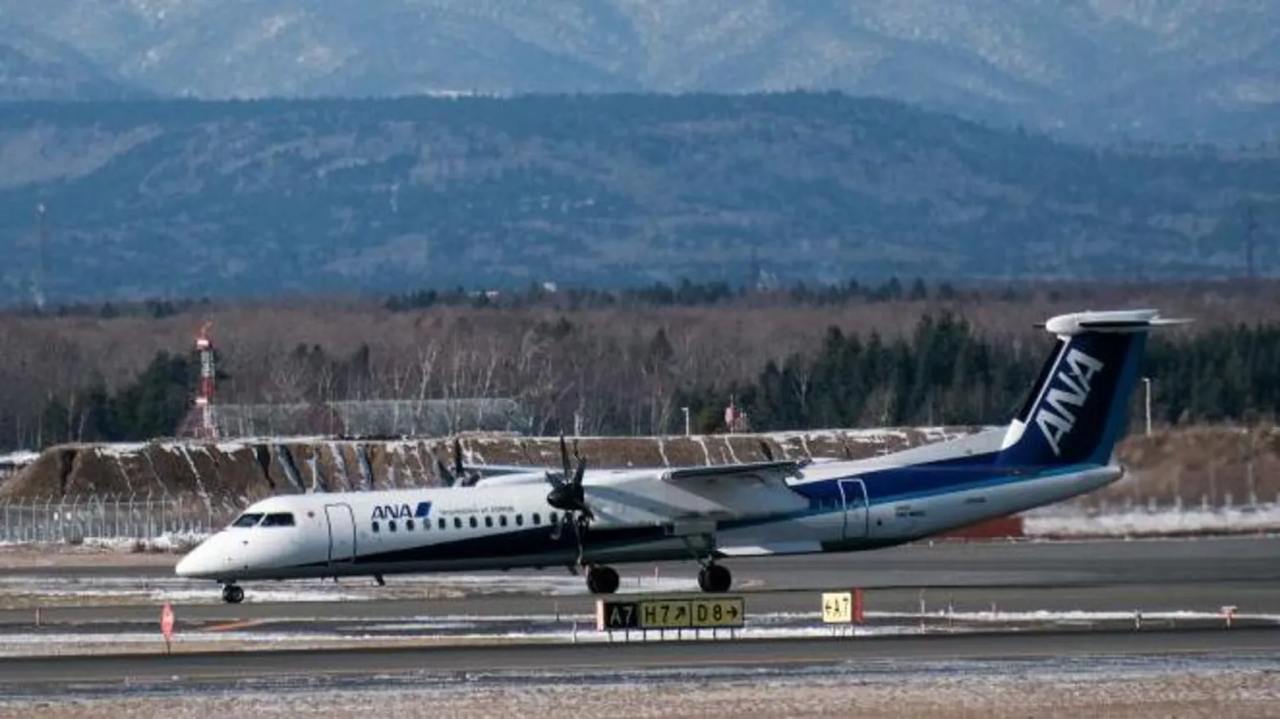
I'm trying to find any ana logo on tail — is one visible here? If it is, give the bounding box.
[1034,348,1104,456]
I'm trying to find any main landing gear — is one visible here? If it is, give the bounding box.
[582,563,731,594]
[585,565,620,594]
[697,563,732,593]
[221,584,245,604]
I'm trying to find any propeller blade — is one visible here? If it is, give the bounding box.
[759,441,774,462]
[547,436,594,532]
[436,458,457,488]
[454,437,465,477]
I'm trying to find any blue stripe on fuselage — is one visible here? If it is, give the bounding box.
[718,460,1097,534]
[790,450,1096,507]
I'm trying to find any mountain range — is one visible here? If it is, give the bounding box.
[0,92,1276,304]
[0,1,1277,143]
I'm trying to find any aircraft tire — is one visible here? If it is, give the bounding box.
[586,565,620,594]
[697,564,732,593]
[222,584,245,604]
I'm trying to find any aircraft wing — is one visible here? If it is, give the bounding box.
[578,459,805,529]
[662,460,804,483]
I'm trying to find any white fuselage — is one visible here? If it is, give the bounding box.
[175,458,1120,583]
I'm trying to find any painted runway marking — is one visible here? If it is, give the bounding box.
[202,619,268,633]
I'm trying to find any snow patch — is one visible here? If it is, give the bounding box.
[1026,504,1280,537]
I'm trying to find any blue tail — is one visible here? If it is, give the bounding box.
[997,310,1179,468]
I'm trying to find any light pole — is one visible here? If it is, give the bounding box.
[682,407,691,437]
[1142,377,1152,436]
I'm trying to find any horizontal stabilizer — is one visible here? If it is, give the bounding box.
[1040,309,1190,336]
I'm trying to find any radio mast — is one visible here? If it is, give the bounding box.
[193,321,219,439]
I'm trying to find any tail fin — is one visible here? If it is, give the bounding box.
[997,310,1185,467]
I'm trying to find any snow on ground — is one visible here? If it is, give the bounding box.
[0,571,698,607]
[4,606,1275,658]
[1026,503,1280,538]
[0,450,39,466]
[2,654,1278,717]
[82,532,206,553]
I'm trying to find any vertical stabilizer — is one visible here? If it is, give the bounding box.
[997,310,1183,467]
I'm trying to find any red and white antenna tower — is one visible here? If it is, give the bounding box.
[193,321,219,439]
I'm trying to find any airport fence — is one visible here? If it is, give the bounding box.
[1,491,1276,546]
[0,494,240,546]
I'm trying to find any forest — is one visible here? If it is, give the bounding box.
[2,280,1277,452]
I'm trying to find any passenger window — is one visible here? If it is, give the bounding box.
[484,516,493,528]
[232,513,264,528]
[532,513,541,526]
[389,520,397,532]
[261,513,295,527]
[469,516,478,528]
[454,517,462,529]
[372,521,380,533]
[516,514,524,527]
[499,515,508,527]
[439,518,446,530]
[406,519,415,531]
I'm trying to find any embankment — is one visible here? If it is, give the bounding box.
[1,426,1275,512]
[0,428,971,502]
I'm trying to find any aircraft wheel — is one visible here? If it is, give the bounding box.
[697,564,732,593]
[586,565,620,594]
[222,584,245,604]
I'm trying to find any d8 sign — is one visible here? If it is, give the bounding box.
[691,598,742,627]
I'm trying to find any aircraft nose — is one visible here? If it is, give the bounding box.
[175,538,224,578]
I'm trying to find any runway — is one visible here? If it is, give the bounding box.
[1,627,1278,686]
[1,537,1279,714]
[3,536,1278,627]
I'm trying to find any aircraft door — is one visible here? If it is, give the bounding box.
[839,479,869,540]
[324,503,357,564]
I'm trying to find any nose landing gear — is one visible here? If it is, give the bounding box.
[585,565,620,594]
[221,584,245,604]
[697,563,732,593]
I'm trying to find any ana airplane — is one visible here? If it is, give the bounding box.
[178,309,1180,604]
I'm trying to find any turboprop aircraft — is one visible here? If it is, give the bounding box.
[178,309,1180,604]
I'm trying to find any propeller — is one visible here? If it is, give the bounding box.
[545,436,593,566]
[437,437,481,487]
[546,436,593,519]
[435,452,457,488]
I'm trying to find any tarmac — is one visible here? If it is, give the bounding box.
[1,628,1278,685]
[0,536,1277,688]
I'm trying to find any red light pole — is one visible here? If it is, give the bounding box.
[193,321,218,439]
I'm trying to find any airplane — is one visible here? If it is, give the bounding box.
[177,309,1180,604]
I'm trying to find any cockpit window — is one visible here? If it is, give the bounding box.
[261,513,295,527]
[231,513,264,527]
